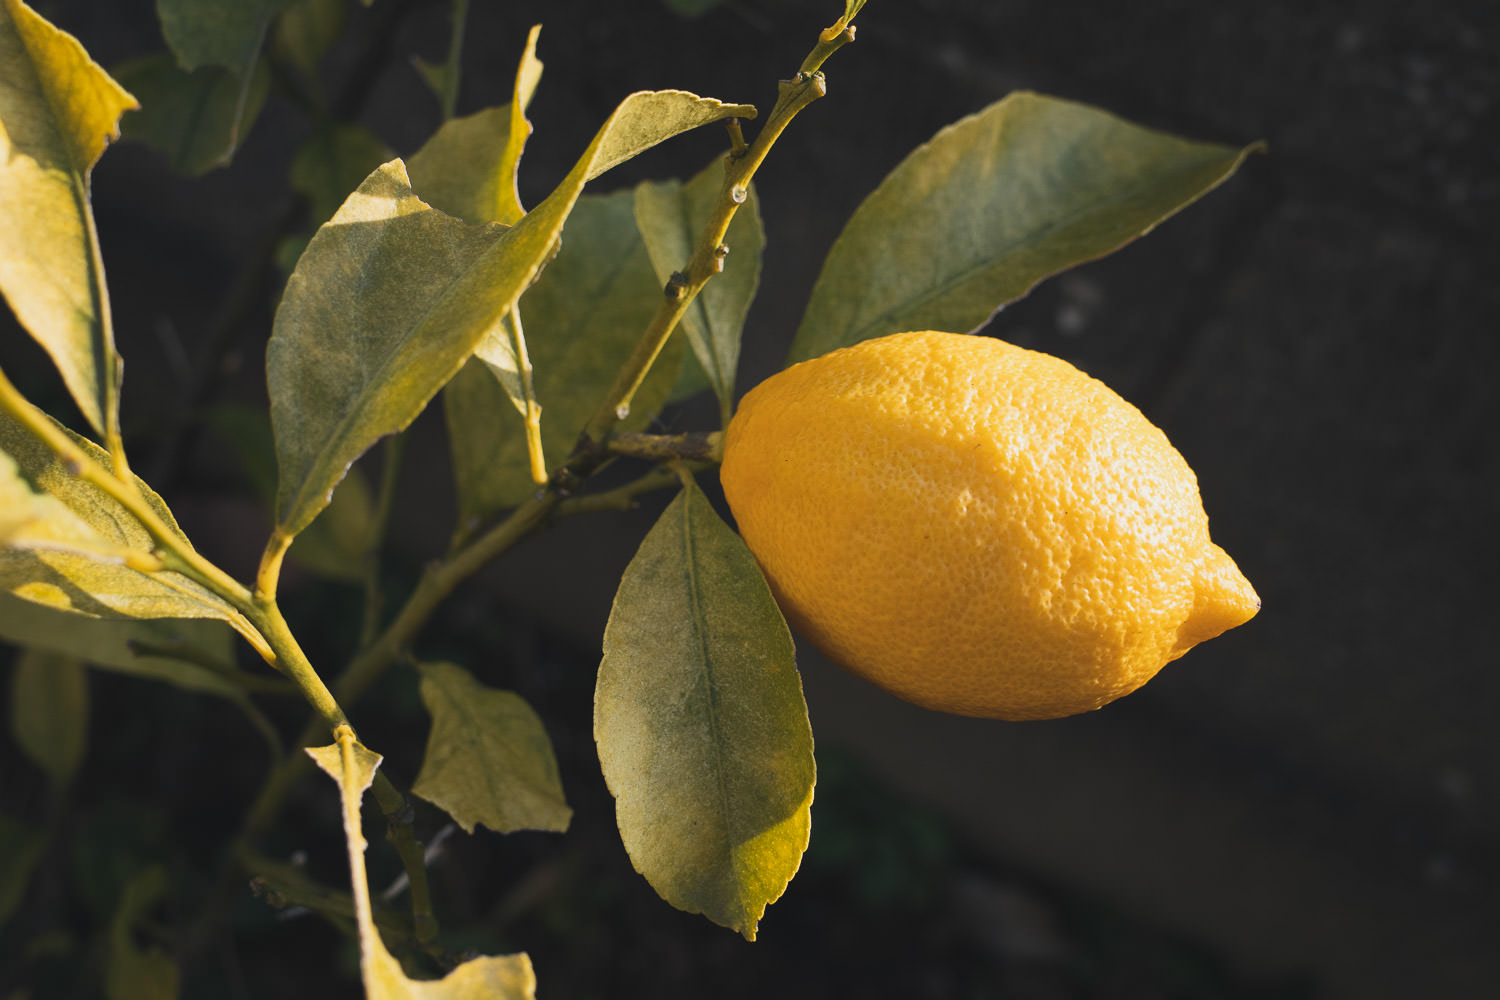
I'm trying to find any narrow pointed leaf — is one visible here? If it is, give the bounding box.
[0,0,137,437]
[114,51,270,175]
[1,412,243,624]
[444,190,683,518]
[635,162,764,416]
[789,91,1262,363]
[309,734,537,1000]
[596,482,815,940]
[270,90,751,539]
[10,648,88,786]
[412,661,571,834]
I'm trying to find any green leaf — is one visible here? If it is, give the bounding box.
[155,0,283,73]
[105,866,179,1000]
[596,481,815,940]
[0,412,243,625]
[290,123,391,226]
[411,661,571,835]
[309,734,537,1000]
[10,648,88,786]
[788,91,1262,363]
[271,0,345,84]
[443,190,684,518]
[0,591,246,698]
[635,161,764,420]
[0,0,137,438]
[114,51,270,175]
[0,813,48,925]
[269,88,750,540]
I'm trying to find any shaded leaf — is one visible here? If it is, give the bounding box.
[309,733,537,999]
[412,661,570,835]
[596,482,814,940]
[0,813,47,925]
[290,123,391,227]
[789,91,1261,363]
[105,866,179,1000]
[635,161,764,418]
[269,89,749,540]
[662,0,727,17]
[0,412,243,625]
[271,0,345,84]
[114,51,270,175]
[444,190,683,518]
[155,0,282,73]
[0,591,246,698]
[10,648,88,786]
[0,0,137,437]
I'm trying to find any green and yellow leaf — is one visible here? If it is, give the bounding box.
[444,190,682,518]
[596,481,815,940]
[412,661,571,835]
[788,91,1262,362]
[270,89,751,540]
[635,161,764,419]
[0,0,136,438]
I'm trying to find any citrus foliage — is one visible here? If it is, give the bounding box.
[0,0,1260,994]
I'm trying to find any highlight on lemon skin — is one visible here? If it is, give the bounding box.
[719,330,1260,721]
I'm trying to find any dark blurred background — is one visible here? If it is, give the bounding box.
[2,0,1496,997]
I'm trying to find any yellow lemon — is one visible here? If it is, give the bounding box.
[719,330,1259,721]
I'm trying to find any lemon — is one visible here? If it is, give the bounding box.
[719,330,1259,721]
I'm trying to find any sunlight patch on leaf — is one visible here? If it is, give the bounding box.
[412,661,571,835]
[596,481,814,940]
[789,91,1261,363]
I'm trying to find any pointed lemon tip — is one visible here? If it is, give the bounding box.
[1173,544,1260,655]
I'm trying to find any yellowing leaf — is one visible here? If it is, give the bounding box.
[308,731,537,1000]
[412,661,570,835]
[445,190,683,518]
[0,0,136,438]
[789,91,1261,362]
[596,482,815,940]
[10,648,88,786]
[1,410,242,624]
[114,51,271,175]
[270,89,749,539]
[635,162,764,419]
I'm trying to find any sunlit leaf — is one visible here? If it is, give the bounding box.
[0,813,47,925]
[309,733,537,999]
[635,161,764,418]
[270,89,749,540]
[0,0,137,437]
[10,648,88,786]
[0,412,244,624]
[789,91,1261,362]
[290,123,392,227]
[597,481,814,940]
[104,866,179,1000]
[412,661,570,835]
[444,190,683,518]
[114,51,270,174]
